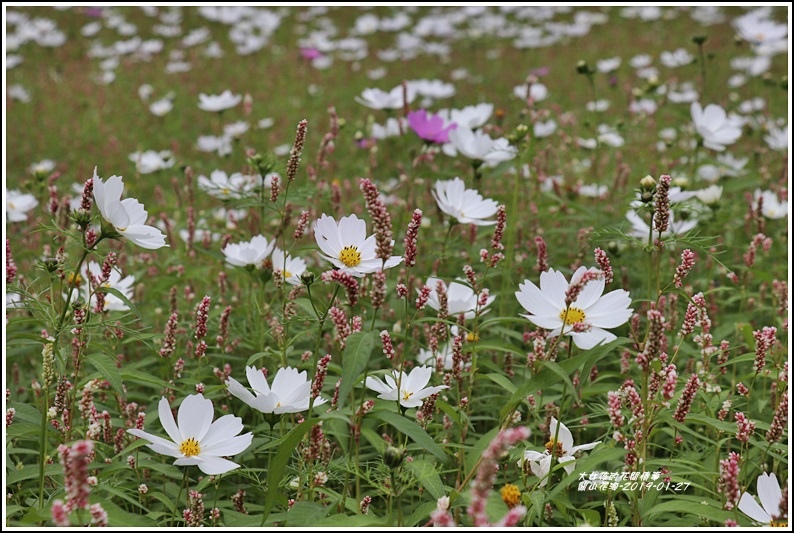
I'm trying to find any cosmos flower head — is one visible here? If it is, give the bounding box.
[128,150,175,174]
[446,127,517,167]
[753,189,788,220]
[407,109,457,144]
[222,235,274,268]
[197,170,257,200]
[690,102,743,151]
[79,260,135,312]
[6,190,39,223]
[226,366,327,414]
[313,214,402,277]
[516,266,632,350]
[93,170,168,249]
[424,277,495,320]
[738,472,786,526]
[128,394,252,476]
[355,85,417,110]
[625,210,698,239]
[271,247,307,286]
[198,89,242,112]
[431,177,499,226]
[521,417,599,486]
[365,366,448,408]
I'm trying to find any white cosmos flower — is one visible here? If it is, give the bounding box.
[28,159,56,176]
[128,394,252,476]
[93,172,168,249]
[271,247,307,286]
[371,117,407,139]
[432,177,499,226]
[80,260,135,312]
[693,185,723,205]
[516,266,632,350]
[197,170,255,200]
[424,277,495,319]
[149,98,173,116]
[753,189,788,220]
[534,119,557,138]
[6,190,39,222]
[198,89,241,112]
[196,134,233,157]
[223,120,249,138]
[690,102,743,151]
[447,127,517,167]
[738,472,785,526]
[313,214,402,277]
[660,48,693,68]
[439,103,493,130]
[626,210,698,238]
[521,417,599,486]
[733,12,788,46]
[355,84,417,110]
[128,150,175,174]
[365,366,448,408]
[596,56,621,73]
[226,366,327,414]
[418,342,455,371]
[512,83,548,102]
[222,235,274,268]
[764,124,788,151]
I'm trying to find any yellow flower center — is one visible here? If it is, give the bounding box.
[500,484,522,508]
[221,187,231,196]
[339,246,362,267]
[770,521,788,528]
[467,332,479,342]
[402,390,414,402]
[545,438,564,458]
[68,273,83,287]
[179,437,201,457]
[283,269,292,279]
[559,306,585,325]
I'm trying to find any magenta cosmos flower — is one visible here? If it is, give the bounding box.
[407,109,457,144]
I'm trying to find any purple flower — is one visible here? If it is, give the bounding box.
[407,110,457,144]
[299,47,323,60]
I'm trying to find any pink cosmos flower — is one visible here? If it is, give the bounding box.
[407,109,457,144]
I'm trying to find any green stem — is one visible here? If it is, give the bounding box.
[37,389,49,509]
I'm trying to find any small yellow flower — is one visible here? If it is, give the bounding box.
[500,484,521,509]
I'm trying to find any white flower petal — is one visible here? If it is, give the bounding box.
[177,394,214,442]
[157,396,181,444]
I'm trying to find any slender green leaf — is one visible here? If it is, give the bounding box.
[465,425,500,473]
[86,352,124,396]
[338,331,376,409]
[406,501,439,527]
[120,368,171,390]
[285,501,330,526]
[316,513,387,527]
[95,286,141,320]
[481,372,517,394]
[262,418,316,522]
[406,459,446,499]
[370,410,447,462]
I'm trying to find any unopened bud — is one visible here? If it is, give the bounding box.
[384,445,405,468]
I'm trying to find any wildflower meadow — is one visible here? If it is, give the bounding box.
[4,5,791,528]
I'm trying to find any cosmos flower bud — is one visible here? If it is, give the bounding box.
[384,445,405,468]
